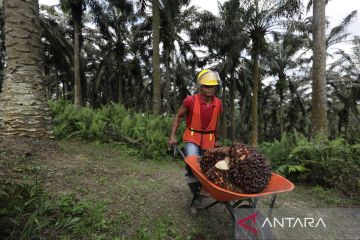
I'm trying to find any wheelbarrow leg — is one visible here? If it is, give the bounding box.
[267,194,277,218]
[189,180,201,215]
[189,181,201,207]
[185,164,193,176]
[184,163,202,203]
[185,172,201,192]
[226,202,236,221]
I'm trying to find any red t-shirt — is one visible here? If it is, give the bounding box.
[182,94,223,130]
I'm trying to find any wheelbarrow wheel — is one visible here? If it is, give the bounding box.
[235,205,274,240]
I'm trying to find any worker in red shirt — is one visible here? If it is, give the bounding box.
[168,69,223,156]
[168,69,222,210]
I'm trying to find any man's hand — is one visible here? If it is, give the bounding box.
[167,136,177,149]
[168,104,187,150]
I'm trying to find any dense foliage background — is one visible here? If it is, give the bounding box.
[1,0,358,142]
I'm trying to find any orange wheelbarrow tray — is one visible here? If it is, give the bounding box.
[185,155,295,221]
[185,155,294,201]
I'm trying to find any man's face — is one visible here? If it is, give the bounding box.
[201,85,216,96]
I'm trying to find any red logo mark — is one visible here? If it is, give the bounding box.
[237,213,258,234]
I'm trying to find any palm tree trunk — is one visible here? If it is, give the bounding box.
[171,51,177,113]
[279,101,284,137]
[110,79,115,102]
[164,47,171,113]
[278,74,286,138]
[152,0,161,114]
[0,8,3,94]
[62,79,66,100]
[73,16,82,108]
[250,52,260,146]
[81,67,86,105]
[0,0,52,138]
[250,0,260,146]
[221,78,227,138]
[118,71,123,104]
[89,77,95,108]
[56,71,60,100]
[230,71,236,141]
[311,0,328,135]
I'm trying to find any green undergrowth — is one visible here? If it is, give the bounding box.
[48,100,186,160]
[134,215,185,240]
[48,101,360,200]
[259,132,360,200]
[0,179,111,240]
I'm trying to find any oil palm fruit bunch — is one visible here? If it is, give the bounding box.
[204,165,233,190]
[201,147,237,191]
[229,143,272,193]
[200,147,229,173]
[200,143,271,194]
[201,147,240,192]
[205,167,241,192]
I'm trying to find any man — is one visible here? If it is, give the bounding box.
[168,69,223,155]
[168,69,222,211]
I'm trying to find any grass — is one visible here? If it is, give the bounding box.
[1,139,358,239]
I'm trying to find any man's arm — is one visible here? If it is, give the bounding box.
[168,104,188,146]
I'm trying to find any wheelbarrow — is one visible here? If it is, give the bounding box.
[173,146,295,239]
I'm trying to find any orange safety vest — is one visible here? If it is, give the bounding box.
[182,94,221,150]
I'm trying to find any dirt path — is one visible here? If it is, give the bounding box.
[1,138,357,239]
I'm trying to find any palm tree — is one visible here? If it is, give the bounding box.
[0,5,5,93]
[287,9,358,137]
[220,0,248,141]
[311,0,328,135]
[235,59,253,141]
[189,0,248,140]
[191,0,302,144]
[137,0,198,113]
[327,36,360,139]
[161,0,191,113]
[265,32,306,137]
[0,0,52,138]
[60,0,85,108]
[152,0,161,114]
[89,0,135,107]
[40,6,74,100]
[236,0,301,146]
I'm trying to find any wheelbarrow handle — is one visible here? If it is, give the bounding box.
[173,144,186,160]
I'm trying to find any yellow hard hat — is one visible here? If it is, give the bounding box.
[197,69,220,86]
